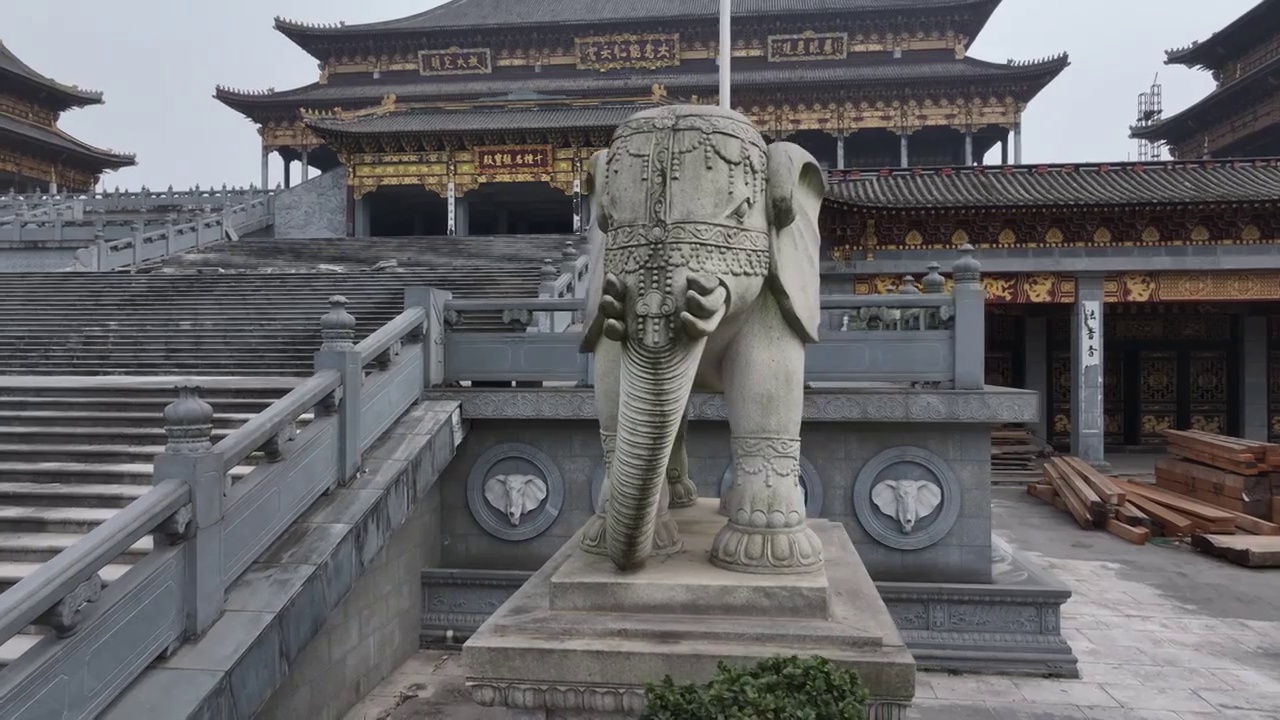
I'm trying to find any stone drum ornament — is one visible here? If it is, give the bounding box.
[577,104,829,574]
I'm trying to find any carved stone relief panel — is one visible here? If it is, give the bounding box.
[466,443,564,541]
[853,446,959,550]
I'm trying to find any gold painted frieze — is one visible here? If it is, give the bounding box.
[419,47,494,76]
[767,32,848,62]
[576,33,680,72]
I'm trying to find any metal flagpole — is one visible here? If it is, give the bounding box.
[719,0,731,109]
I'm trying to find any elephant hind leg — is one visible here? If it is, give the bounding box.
[666,416,699,509]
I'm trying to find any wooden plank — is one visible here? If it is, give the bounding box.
[1116,502,1153,529]
[1167,444,1261,476]
[1044,462,1093,530]
[1062,455,1126,506]
[1027,483,1058,505]
[1048,458,1108,525]
[1189,534,1280,568]
[1115,480,1238,523]
[1105,519,1150,545]
[1123,493,1195,535]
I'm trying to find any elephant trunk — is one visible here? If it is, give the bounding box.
[606,338,705,570]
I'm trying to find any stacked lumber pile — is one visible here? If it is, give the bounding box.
[1026,455,1280,564]
[1157,430,1280,520]
[991,428,1048,477]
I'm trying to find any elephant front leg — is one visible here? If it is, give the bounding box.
[666,416,698,509]
[712,437,822,573]
[710,297,823,574]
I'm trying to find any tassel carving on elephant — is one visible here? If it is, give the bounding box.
[578,105,826,574]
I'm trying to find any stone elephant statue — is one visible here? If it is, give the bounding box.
[578,105,825,575]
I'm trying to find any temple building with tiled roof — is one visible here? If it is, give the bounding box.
[0,40,135,194]
[822,157,1280,459]
[1131,0,1280,159]
[217,0,1066,235]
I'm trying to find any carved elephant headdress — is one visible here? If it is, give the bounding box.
[579,106,825,352]
[484,473,549,526]
[871,479,943,533]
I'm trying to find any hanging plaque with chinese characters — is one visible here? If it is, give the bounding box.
[475,145,555,173]
[767,32,848,62]
[419,47,493,76]
[576,33,680,72]
[1079,301,1102,369]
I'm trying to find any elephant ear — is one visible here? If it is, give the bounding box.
[766,142,825,345]
[914,481,943,519]
[871,480,900,518]
[484,476,509,512]
[520,475,549,514]
[580,150,610,353]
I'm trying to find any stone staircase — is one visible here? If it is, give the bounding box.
[156,235,579,271]
[0,380,300,666]
[0,265,543,376]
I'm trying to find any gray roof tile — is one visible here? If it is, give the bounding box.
[0,114,135,167]
[219,55,1067,108]
[305,104,651,134]
[825,160,1280,209]
[277,0,996,32]
[0,40,103,108]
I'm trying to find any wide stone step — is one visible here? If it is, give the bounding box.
[0,560,130,592]
[0,482,151,509]
[0,531,151,563]
[0,505,119,534]
[0,461,252,485]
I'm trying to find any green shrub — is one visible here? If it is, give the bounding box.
[642,655,868,720]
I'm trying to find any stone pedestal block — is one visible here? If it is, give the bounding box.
[464,499,916,719]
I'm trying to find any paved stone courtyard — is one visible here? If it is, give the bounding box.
[341,484,1280,720]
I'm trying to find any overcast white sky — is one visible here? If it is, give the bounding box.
[3,0,1256,189]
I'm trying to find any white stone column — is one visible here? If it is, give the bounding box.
[261,148,270,191]
[1014,122,1024,164]
[301,149,310,182]
[836,134,846,169]
[1071,275,1107,468]
[457,197,470,236]
[899,132,910,168]
[964,131,974,166]
[1240,316,1269,441]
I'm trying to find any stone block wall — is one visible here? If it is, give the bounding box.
[258,484,442,720]
[437,418,990,584]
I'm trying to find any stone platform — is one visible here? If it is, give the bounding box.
[463,499,916,719]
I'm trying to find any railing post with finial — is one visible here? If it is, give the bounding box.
[152,385,225,636]
[951,244,985,390]
[315,296,362,482]
[898,275,921,295]
[405,286,452,390]
[537,259,559,332]
[93,227,106,272]
[922,261,945,294]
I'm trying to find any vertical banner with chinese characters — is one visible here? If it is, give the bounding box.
[419,47,493,76]
[576,33,681,72]
[1079,301,1101,369]
[767,32,848,62]
[474,146,555,174]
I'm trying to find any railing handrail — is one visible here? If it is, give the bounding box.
[820,294,952,309]
[445,298,587,312]
[356,307,427,366]
[211,370,341,474]
[0,478,189,643]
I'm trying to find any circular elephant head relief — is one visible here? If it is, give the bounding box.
[718,455,824,517]
[853,446,959,551]
[467,443,564,542]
